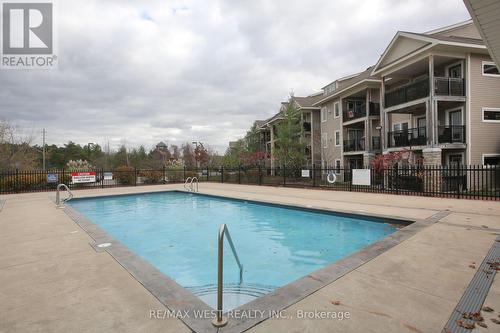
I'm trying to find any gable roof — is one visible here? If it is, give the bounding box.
[313,67,380,106]
[293,94,323,109]
[371,30,486,75]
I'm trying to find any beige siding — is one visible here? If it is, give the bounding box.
[379,37,429,68]
[432,23,481,40]
[469,53,500,164]
[320,99,342,167]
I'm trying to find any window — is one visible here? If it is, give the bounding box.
[483,108,500,122]
[334,159,341,174]
[483,155,500,166]
[334,102,340,118]
[322,133,328,148]
[393,122,408,131]
[321,107,327,122]
[335,130,340,146]
[483,61,500,76]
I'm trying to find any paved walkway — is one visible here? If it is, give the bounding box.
[0,184,499,332]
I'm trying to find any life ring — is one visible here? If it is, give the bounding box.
[327,172,337,184]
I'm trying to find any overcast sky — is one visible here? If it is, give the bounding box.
[1,0,471,153]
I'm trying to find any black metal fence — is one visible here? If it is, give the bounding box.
[1,165,499,200]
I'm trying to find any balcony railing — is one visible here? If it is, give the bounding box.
[343,138,365,152]
[434,77,465,96]
[343,104,366,122]
[303,122,311,132]
[372,136,381,150]
[385,78,429,108]
[369,102,380,116]
[385,77,466,108]
[387,127,427,148]
[438,125,465,144]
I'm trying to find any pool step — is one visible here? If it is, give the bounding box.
[187,283,276,310]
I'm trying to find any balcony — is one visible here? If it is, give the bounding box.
[385,77,465,108]
[434,77,465,96]
[343,104,366,122]
[438,125,465,144]
[387,127,427,148]
[385,78,429,108]
[344,138,365,152]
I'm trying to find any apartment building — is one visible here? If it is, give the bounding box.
[236,20,500,169]
[313,68,382,170]
[372,20,500,166]
[260,94,323,168]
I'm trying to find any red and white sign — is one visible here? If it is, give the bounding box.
[71,172,96,183]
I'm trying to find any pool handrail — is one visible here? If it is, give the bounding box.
[56,184,73,207]
[212,223,243,327]
[184,177,192,191]
[189,177,198,192]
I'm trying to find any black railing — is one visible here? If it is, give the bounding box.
[343,103,366,121]
[372,136,381,150]
[385,78,429,108]
[387,127,427,148]
[303,122,311,132]
[438,125,466,144]
[435,77,465,96]
[385,77,465,108]
[343,139,365,152]
[2,165,499,200]
[369,102,380,116]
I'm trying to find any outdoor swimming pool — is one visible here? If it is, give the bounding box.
[69,191,398,310]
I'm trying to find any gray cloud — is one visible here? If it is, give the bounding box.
[0,0,470,153]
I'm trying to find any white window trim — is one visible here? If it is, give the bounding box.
[322,133,328,149]
[334,130,341,147]
[444,61,463,78]
[482,107,500,123]
[334,101,340,118]
[482,153,500,166]
[482,61,500,77]
[334,159,341,174]
[321,107,327,123]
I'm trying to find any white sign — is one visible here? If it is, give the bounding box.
[71,172,96,183]
[352,169,371,186]
[103,172,113,180]
[301,169,310,178]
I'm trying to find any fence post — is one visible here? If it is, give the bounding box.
[349,168,353,192]
[183,165,186,180]
[134,168,138,186]
[15,169,19,193]
[221,166,224,183]
[258,165,262,185]
[238,165,241,184]
[283,165,286,187]
[207,166,209,181]
[102,168,105,188]
[312,164,316,187]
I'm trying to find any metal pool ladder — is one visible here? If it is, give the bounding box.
[184,177,199,192]
[212,223,243,327]
[56,183,73,207]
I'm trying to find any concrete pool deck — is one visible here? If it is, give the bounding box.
[0,183,499,333]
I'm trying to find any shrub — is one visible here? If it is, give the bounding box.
[140,170,163,184]
[114,166,135,185]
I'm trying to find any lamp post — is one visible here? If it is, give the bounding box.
[375,125,382,151]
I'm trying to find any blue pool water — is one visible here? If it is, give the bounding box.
[69,191,397,309]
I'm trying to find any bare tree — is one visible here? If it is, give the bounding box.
[0,120,38,170]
